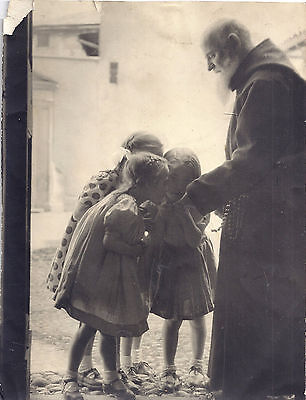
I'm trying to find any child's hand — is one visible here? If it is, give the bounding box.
[139,200,158,219]
[140,201,159,230]
[141,233,151,248]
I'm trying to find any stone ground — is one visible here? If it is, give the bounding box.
[30,369,215,398]
[30,245,216,399]
[29,214,298,400]
[31,395,213,400]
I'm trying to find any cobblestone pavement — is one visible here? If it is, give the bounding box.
[30,247,215,399]
[30,369,216,398]
[31,394,213,400]
[30,248,299,400]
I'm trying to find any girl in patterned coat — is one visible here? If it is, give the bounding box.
[54,152,169,400]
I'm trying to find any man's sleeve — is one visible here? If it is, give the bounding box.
[186,78,291,215]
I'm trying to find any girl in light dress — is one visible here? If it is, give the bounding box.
[151,148,216,392]
[54,152,169,400]
[47,133,164,391]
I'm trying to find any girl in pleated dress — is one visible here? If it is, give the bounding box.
[151,148,216,392]
[54,152,168,400]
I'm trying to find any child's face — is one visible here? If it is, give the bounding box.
[166,161,194,202]
[145,170,169,205]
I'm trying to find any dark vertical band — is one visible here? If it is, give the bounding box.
[1,14,32,400]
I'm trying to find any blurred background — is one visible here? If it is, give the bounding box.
[32,0,305,214]
[30,0,305,384]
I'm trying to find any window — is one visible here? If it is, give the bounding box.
[78,32,99,56]
[110,62,118,84]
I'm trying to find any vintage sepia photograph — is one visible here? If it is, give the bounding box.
[27,1,305,399]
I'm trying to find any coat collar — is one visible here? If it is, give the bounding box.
[230,39,295,91]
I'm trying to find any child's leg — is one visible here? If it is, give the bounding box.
[121,335,153,376]
[116,336,120,371]
[78,328,96,373]
[160,319,182,392]
[131,335,142,363]
[121,335,144,365]
[131,334,155,376]
[163,319,182,369]
[120,336,143,385]
[187,316,209,386]
[121,336,133,371]
[63,324,97,398]
[66,324,97,376]
[189,316,206,363]
[76,324,103,390]
[99,333,117,378]
[100,333,136,399]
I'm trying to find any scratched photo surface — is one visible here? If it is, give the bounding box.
[30,0,305,396]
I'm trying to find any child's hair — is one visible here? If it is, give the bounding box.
[164,147,201,181]
[121,152,168,189]
[122,132,164,157]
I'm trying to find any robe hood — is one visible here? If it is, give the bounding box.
[230,39,297,91]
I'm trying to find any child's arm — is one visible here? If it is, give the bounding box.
[139,200,159,232]
[103,231,144,257]
[173,204,202,248]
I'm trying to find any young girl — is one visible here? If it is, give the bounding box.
[151,148,216,392]
[54,152,168,400]
[47,132,163,390]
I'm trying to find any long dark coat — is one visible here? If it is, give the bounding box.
[186,40,305,399]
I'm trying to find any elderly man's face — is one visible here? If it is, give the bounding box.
[203,39,238,89]
[205,48,225,73]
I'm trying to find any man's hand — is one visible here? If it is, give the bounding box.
[175,194,195,209]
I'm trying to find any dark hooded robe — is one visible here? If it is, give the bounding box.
[186,39,305,399]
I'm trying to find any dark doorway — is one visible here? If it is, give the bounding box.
[1,15,32,400]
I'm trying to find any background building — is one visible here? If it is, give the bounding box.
[32,1,305,212]
[32,3,101,211]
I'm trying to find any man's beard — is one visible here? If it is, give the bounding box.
[215,57,236,106]
[215,73,231,105]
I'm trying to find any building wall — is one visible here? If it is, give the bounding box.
[34,30,102,210]
[32,2,305,212]
[97,2,305,174]
[32,86,53,211]
[97,3,230,174]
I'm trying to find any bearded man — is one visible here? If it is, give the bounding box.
[180,19,305,400]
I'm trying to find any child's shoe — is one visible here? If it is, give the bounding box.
[186,364,209,388]
[103,378,136,400]
[118,369,140,395]
[126,366,143,385]
[160,367,181,393]
[62,377,84,400]
[77,368,103,390]
[133,361,155,376]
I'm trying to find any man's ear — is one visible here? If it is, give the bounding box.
[226,33,241,56]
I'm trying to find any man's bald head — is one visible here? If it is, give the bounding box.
[202,19,252,57]
[201,19,254,88]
